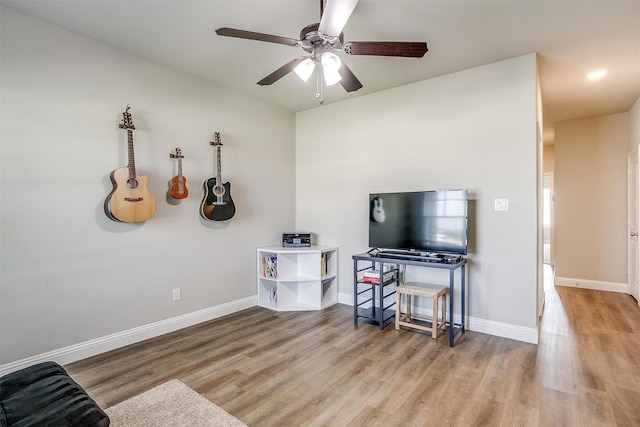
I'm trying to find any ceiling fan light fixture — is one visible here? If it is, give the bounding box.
[321,52,342,86]
[294,58,316,82]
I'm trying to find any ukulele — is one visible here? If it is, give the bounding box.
[200,132,236,221]
[169,147,188,199]
[104,105,157,222]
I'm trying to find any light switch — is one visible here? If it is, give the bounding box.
[495,198,509,211]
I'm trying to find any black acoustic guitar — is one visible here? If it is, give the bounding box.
[200,132,236,221]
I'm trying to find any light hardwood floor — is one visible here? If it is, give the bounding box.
[67,270,640,426]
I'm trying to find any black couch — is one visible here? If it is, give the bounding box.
[0,361,109,426]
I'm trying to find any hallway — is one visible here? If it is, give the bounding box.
[538,266,640,426]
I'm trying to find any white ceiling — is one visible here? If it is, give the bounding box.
[3,0,640,144]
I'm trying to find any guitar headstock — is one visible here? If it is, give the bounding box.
[169,147,184,159]
[119,105,135,130]
[209,132,222,147]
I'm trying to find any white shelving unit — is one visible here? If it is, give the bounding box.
[257,245,338,311]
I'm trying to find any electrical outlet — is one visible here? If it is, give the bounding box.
[172,288,181,301]
[494,198,509,212]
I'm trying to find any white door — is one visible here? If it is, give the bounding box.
[629,150,639,303]
[543,174,554,265]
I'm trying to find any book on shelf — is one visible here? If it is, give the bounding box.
[261,255,277,279]
[362,269,397,284]
[268,287,278,303]
[320,252,328,277]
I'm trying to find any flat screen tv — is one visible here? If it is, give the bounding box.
[369,189,468,256]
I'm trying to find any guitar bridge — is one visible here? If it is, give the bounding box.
[212,201,227,206]
[125,197,144,202]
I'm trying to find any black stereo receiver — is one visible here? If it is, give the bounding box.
[282,233,311,247]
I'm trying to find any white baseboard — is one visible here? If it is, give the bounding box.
[555,276,628,293]
[338,292,357,306]
[0,296,257,377]
[465,316,538,344]
[338,292,538,344]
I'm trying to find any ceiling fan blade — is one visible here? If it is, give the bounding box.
[318,0,359,38]
[257,57,308,86]
[338,61,363,92]
[215,27,299,47]
[344,41,428,58]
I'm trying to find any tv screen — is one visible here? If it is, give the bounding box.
[369,189,468,255]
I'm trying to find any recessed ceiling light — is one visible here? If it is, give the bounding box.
[586,69,607,80]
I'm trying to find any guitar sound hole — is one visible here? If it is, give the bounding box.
[213,186,226,197]
[127,178,139,189]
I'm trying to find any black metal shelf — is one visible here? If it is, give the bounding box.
[356,307,396,328]
[352,261,400,330]
[352,252,467,346]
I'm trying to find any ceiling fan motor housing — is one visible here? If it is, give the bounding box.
[300,23,344,53]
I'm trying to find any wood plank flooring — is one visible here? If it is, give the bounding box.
[66,273,640,426]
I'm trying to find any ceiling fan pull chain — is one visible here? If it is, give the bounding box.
[316,66,324,104]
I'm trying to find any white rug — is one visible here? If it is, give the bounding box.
[106,379,246,426]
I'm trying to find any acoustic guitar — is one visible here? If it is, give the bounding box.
[104,105,157,222]
[169,147,188,199]
[370,196,386,223]
[200,132,236,221]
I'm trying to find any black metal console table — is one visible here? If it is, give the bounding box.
[352,252,467,347]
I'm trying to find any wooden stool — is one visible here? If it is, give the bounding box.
[395,282,448,338]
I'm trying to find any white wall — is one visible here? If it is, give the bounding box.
[0,8,296,366]
[631,97,640,152]
[543,145,555,173]
[554,113,630,288]
[536,62,545,318]
[296,54,540,341]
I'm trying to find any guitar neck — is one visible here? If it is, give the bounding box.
[127,129,137,179]
[216,145,222,182]
[178,158,183,178]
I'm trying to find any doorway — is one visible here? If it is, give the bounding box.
[543,173,554,266]
[542,172,555,304]
[628,151,639,303]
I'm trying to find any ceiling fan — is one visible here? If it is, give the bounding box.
[215,0,428,95]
